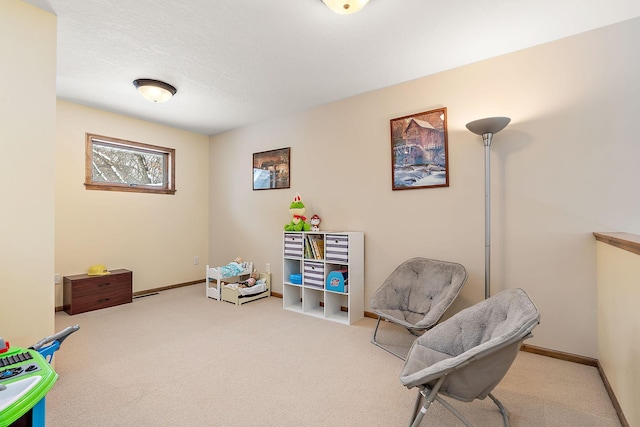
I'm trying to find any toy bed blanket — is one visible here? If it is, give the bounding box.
[211,261,252,278]
[224,280,267,296]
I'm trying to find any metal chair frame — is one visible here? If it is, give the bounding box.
[409,379,511,427]
[371,317,425,360]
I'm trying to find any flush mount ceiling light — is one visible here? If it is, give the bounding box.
[321,0,370,14]
[132,79,177,103]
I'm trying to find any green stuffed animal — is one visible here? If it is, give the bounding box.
[284,194,311,231]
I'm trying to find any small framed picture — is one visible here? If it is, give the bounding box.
[252,147,290,190]
[391,107,448,190]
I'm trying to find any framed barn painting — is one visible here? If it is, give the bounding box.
[252,147,290,190]
[391,107,448,190]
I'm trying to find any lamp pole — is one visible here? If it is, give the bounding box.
[465,117,510,299]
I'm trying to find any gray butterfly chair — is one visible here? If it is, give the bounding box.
[399,288,540,427]
[370,257,467,359]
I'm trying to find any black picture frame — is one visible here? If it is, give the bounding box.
[252,147,290,190]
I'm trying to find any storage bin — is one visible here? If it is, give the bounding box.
[289,274,302,284]
[304,261,324,288]
[284,233,304,258]
[325,234,349,263]
[326,269,348,293]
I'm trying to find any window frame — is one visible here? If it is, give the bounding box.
[85,133,176,195]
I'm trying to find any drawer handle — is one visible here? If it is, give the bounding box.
[98,283,111,287]
[97,298,111,303]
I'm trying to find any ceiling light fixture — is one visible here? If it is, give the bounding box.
[321,0,370,14]
[133,79,177,103]
[465,116,511,300]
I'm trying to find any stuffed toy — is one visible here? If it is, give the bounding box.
[284,194,311,231]
[239,270,259,288]
[310,214,321,231]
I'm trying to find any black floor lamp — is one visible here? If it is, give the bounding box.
[465,117,511,299]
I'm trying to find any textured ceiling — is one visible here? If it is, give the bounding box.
[24,0,640,136]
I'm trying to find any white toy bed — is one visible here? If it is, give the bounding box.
[205,261,253,300]
[221,272,271,306]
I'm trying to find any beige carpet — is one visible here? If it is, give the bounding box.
[47,284,620,426]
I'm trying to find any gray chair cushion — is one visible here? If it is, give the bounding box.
[399,288,540,401]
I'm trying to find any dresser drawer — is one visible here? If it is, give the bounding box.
[71,288,132,314]
[70,274,131,298]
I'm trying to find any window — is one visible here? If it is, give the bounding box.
[85,133,176,194]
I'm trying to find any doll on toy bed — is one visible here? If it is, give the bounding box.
[238,270,260,288]
[218,257,245,278]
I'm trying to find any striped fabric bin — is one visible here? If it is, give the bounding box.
[284,233,303,258]
[325,234,349,263]
[304,261,324,288]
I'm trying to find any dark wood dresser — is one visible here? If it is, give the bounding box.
[63,269,133,315]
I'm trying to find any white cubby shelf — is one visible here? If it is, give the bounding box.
[282,231,364,325]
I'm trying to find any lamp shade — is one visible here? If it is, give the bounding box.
[465,117,511,136]
[322,0,370,14]
[133,79,177,103]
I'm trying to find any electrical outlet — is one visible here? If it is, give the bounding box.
[265,263,271,273]
[54,273,61,285]
[194,256,199,265]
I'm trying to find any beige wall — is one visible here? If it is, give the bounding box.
[0,1,57,347]
[54,101,209,306]
[209,17,640,358]
[596,241,640,426]
[4,2,638,359]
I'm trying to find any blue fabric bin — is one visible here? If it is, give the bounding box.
[326,269,348,293]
